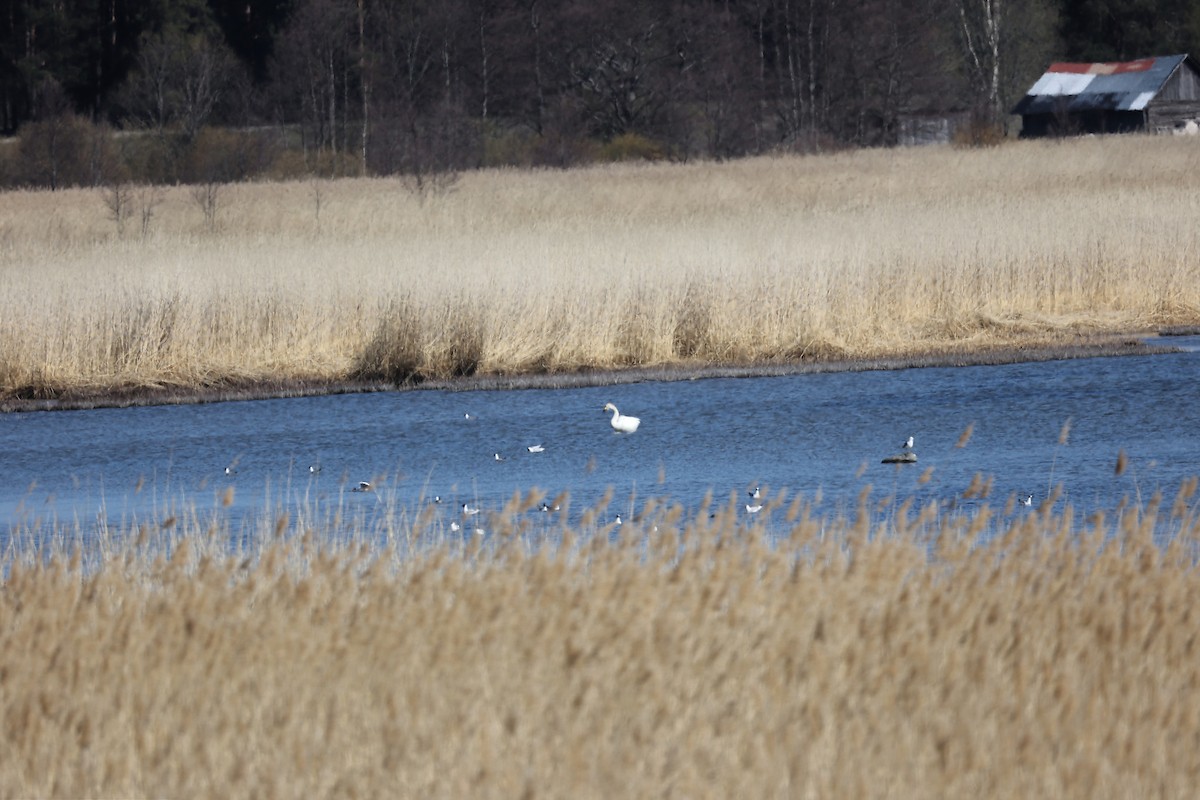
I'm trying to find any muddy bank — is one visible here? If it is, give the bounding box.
[0,333,1180,413]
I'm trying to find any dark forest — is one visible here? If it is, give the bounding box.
[3,0,1198,187]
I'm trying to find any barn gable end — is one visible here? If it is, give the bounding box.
[1147,59,1200,131]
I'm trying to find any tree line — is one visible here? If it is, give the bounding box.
[2,0,1198,189]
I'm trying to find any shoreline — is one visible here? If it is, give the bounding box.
[2,331,1188,414]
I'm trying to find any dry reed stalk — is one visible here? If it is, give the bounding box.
[2,487,1200,796]
[2,135,1200,398]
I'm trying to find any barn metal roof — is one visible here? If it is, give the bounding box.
[1011,54,1189,115]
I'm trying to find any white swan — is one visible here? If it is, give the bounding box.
[603,403,640,433]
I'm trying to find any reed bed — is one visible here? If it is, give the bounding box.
[3,482,1200,797]
[3,135,1200,399]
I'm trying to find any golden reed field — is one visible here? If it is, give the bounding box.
[5,136,1200,796]
[2,133,1200,402]
[3,484,1200,797]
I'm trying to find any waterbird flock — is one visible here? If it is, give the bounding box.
[274,406,1038,532]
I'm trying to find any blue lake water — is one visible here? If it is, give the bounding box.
[2,339,1199,545]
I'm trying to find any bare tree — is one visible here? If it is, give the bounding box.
[396,102,468,203]
[123,30,237,143]
[400,166,461,204]
[102,183,135,236]
[672,3,761,158]
[358,0,371,174]
[309,177,327,232]
[124,34,175,135]
[954,0,1057,127]
[956,0,1003,121]
[190,181,222,232]
[177,38,235,142]
[136,186,164,239]
[835,0,955,145]
[526,0,547,134]
[272,0,355,168]
[565,14,672,138]
[19,79,74,190]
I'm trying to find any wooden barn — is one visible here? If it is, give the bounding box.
[1012,54,1200,137]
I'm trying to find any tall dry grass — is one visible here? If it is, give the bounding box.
[3,135,1200,398]
[3,482,1200,797]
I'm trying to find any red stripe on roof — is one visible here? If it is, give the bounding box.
[1047,58,1156,74]
[1046,62,1096,73]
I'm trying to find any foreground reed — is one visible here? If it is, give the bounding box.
[3,483,1200,797]
[2,134,1200,402]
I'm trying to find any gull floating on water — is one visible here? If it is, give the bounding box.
[494,452,507,462]
[464,413,474,420]
[1021,494,1034,507]
[614,514,623,526]
[224,466,237,476]
[462,503,480,516]
[309,465,321,474]
[527,444,545,453]
[900,436,914,450]
[353,481,372,492]
[450,521,461,532]
[603,403,640,433]
[749,486,761,499]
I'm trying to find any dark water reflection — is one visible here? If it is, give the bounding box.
[3,338,1199,545]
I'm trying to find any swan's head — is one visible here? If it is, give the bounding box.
[603,402,616,413]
